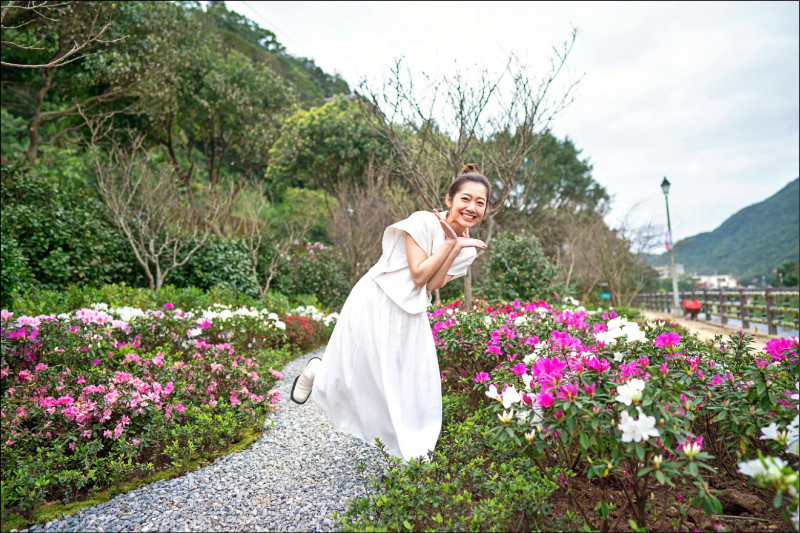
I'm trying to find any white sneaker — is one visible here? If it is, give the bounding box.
[290,358,321,404]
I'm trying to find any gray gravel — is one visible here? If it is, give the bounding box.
[18,348,388,532]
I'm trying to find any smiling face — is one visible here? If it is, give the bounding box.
[445,181,489,233]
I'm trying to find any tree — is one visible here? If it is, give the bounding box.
[266,96,390,197]
[142,42,295,205]
[774,260,799,287]
[565,211,660,306]
[87,121,232,293]
[1,1,192,164]
[233,183,313,299]
[361,29,581,308]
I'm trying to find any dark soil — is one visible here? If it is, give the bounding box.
[546,474,792,532]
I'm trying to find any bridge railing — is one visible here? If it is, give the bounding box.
[634,288,799,335]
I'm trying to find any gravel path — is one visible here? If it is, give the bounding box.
[20,348,387,532]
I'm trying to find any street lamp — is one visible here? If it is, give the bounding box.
[661,177,680,317]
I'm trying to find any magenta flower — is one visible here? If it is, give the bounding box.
[755,358,769,369]
[764,337,796,361]
[163,303,174,309]
[536,391,555,408]
[474,372,490,383]
[584,382,596,398]
[556,382,578,402]
[654,332,681,349]
[512,362,527,375]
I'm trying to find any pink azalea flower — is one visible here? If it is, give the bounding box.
[556,382,579,402]
[133,439,141,447]
[113,424,123,439]
[512,362,527,375]
[654,332,681,349]
[474,372,490,383]
[174,403,185,413]
[536,391,555,408]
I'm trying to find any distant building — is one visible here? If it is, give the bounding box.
[655,264,685,279]
[695,274,738,289]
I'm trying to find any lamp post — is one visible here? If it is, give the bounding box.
[661,177,680,317]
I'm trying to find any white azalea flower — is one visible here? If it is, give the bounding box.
[485,384,501,402]
[607,316,628,330]
[275,321,286,330]
[738,456,789,481]
[521,373,534,390]
[501,386,523,409]
[618,407,659,442]
[497,410,515,425]
[483,316,492,327]
[760,422,783,442]
[615,379,646,406]
[613,351,625,362]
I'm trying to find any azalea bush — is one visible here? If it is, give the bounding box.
[430,298,799,531]
[0,302,338,519]
[350,299,799,532]
[340,393,561,532]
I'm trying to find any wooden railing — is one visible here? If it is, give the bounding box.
[635,289,799,335]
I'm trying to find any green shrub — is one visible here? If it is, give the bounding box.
[339,392,558,532]
[0,236,32,305]
[273,242,350,308]
[170,237,259,298]
[478,232,557,302]
[0,159,140,294]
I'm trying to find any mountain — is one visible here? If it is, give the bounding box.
[198,2,351,108]
[650,178,799,280]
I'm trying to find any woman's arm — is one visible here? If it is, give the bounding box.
[425,244,460,291]
[405,233,457,288]
[426,235,487,291]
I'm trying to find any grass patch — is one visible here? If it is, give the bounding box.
[1,424,266,532]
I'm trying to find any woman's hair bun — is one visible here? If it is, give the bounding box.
[461,163,479,175]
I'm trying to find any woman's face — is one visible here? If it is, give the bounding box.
[446,182,488,228]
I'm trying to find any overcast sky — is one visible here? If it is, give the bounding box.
[226,1,799,249]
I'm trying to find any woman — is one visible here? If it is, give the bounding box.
[290,164,490,461]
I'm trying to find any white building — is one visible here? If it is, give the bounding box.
[655,264,685,279]
[695,274,738,289]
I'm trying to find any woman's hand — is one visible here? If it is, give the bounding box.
[433,209,457,242]
[457,236,487,250]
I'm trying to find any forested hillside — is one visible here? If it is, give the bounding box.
[651,178,799,280]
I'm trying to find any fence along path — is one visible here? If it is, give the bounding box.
[636,289,799,336]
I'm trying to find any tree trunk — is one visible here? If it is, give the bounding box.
[26,67,55,165]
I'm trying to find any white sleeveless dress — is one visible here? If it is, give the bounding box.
[312,211,477,461]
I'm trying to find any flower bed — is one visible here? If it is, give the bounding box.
[0,303,336,521]
[343,298,799,532]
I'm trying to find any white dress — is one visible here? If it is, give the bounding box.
[312,211,477,461]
